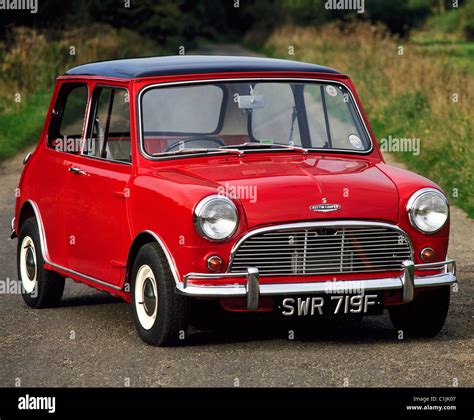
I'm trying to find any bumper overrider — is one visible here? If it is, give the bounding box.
[177,260,457,310]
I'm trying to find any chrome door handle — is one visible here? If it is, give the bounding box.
[68,167,87,176]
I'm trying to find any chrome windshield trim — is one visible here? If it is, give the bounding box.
[137,77,375,161]
[226,221,414,272]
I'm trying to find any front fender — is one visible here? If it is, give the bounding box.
[129,170,247,282]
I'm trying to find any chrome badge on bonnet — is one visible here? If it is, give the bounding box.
[310,204,341,212]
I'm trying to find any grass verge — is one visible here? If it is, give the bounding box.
[0,92,51,160]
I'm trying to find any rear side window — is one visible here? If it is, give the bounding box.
[48,83,88,152]
[84,87,131,163]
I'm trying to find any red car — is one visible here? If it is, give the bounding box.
[12,56,457,346]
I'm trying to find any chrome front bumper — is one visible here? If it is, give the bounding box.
[177,260,457,310]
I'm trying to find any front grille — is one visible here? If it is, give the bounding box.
[229,224,412,276]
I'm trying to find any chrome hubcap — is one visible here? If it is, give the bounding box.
[20,236,37,294]
[25,247,36,280]
[142,277,157,316]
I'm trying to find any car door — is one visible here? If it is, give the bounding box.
[63,84,132,286]
[37,82,89,268]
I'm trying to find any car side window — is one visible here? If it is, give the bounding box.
[84,87,131,163]
[47,83,88,152]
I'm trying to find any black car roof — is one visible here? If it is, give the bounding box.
[64,55,342,79]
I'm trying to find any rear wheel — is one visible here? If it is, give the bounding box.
[131,243,189,346]
[17,218,65,308]
[389,286,450,337]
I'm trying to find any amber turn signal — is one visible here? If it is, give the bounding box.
[420,247,435,262]
[206,255,223,272]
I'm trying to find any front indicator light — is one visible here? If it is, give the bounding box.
[207,255,223,272]
[420,247,435,262]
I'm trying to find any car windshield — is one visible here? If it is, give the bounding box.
[140,81,371,156]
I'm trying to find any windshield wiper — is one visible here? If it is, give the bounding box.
[288,106,297,145]
[220,142,308,155]
[152,147,243,157]
[153,143,308,157]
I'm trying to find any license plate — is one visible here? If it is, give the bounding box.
[277,293,384,317]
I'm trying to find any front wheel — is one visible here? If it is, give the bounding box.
[389,286,451,338]
[131,243,189,346]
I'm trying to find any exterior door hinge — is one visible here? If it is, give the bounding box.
[114,190,128,199]
[111,260,126,268]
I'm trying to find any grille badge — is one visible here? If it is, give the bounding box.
[310,203,341,212]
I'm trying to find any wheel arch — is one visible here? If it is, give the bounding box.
[18,199,50,261]
[124,230,181,290]
[18,201,35,231]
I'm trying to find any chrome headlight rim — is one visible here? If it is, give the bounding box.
[406,188,449,234]
[194,194,239,242]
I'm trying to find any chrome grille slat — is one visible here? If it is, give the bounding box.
[242,237,407,242]
[231,264,408,276]
[261,229,398,234]
[232,259,410,266]
[239,244,409,250]
[236,251,409,256]
[234,257,412,265]
[252,234,403,239]
[228,266,406,277]
[234,250,411,256]
[229,224,412,276]
[234,252,412,259]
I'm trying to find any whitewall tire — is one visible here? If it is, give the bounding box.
[131,242,189,346]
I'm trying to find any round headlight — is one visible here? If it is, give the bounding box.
[194,195,238,241]
[407,188,448,233]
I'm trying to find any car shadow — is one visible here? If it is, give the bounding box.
[54,292,454,346]
[187,312,460,346]
[60,292,123,307]
[185,311,400,346]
